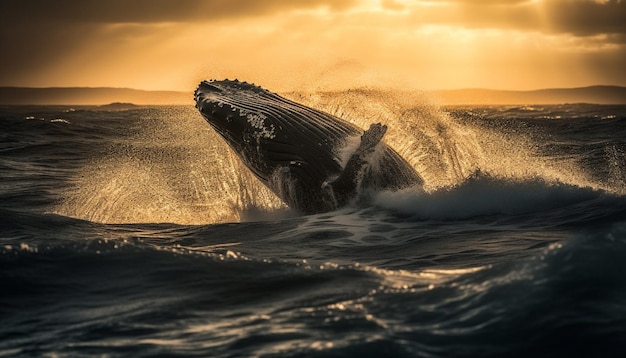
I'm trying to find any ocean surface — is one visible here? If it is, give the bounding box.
[1,90,626,357]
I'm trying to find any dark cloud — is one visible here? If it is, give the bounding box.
[0,0,624,89]
[0,21,113,86]
[0,0,357,24]
[0,0,357,86]
[541,0,626,36]
[403,0,626,37]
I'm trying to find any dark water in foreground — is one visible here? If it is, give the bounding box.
[1,96,626,357]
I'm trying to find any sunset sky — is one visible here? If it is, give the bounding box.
[1,0,624,92]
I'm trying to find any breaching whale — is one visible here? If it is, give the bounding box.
[194,79,422,214]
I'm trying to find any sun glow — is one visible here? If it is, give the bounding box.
[0,1,624,91]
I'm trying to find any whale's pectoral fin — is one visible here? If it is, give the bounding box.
[326,123,388,206]
[359,123,387,155]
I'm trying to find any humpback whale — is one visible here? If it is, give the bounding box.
[194,79,422,214]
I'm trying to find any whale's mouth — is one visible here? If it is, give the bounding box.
[194,81,228,113]
[194,80,264,121]
[195,81,242,123]
[195,80,280,139]
[195,79,267,100]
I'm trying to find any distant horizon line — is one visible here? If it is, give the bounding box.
[2,84,625,105]
[1,84,625,93]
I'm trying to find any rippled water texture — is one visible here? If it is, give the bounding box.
[1,94,625,357]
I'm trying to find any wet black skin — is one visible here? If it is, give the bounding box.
[195,79,422,214]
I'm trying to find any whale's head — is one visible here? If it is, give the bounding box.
[195,79,277,145]
[194,80,282,178]
[196,79,337,185]
[194,79,354,198]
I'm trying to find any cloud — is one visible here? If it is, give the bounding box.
[3,1,623,35]
[400,0,626,37]
[0,0,624,90]
[541,0,626,36]
[0,0,353,86]
[0,0,357,24]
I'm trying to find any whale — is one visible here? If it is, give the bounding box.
[194,79,423,214]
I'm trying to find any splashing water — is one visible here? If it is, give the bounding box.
[288,89,487,189]
[55,92,624,225]
[56,107,288,224]
[289,89,607,192]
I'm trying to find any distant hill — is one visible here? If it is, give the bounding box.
[0,85,624,105]
[0,87,190,105]
[98,102,140,110]
[433,86,626,105]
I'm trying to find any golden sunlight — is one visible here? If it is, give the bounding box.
[0,0,624,92]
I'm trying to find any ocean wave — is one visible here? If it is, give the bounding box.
[2,216,625,357]
[2,102,626,357]
[373,173,622,221]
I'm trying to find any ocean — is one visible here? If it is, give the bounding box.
[1,90,625,357]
